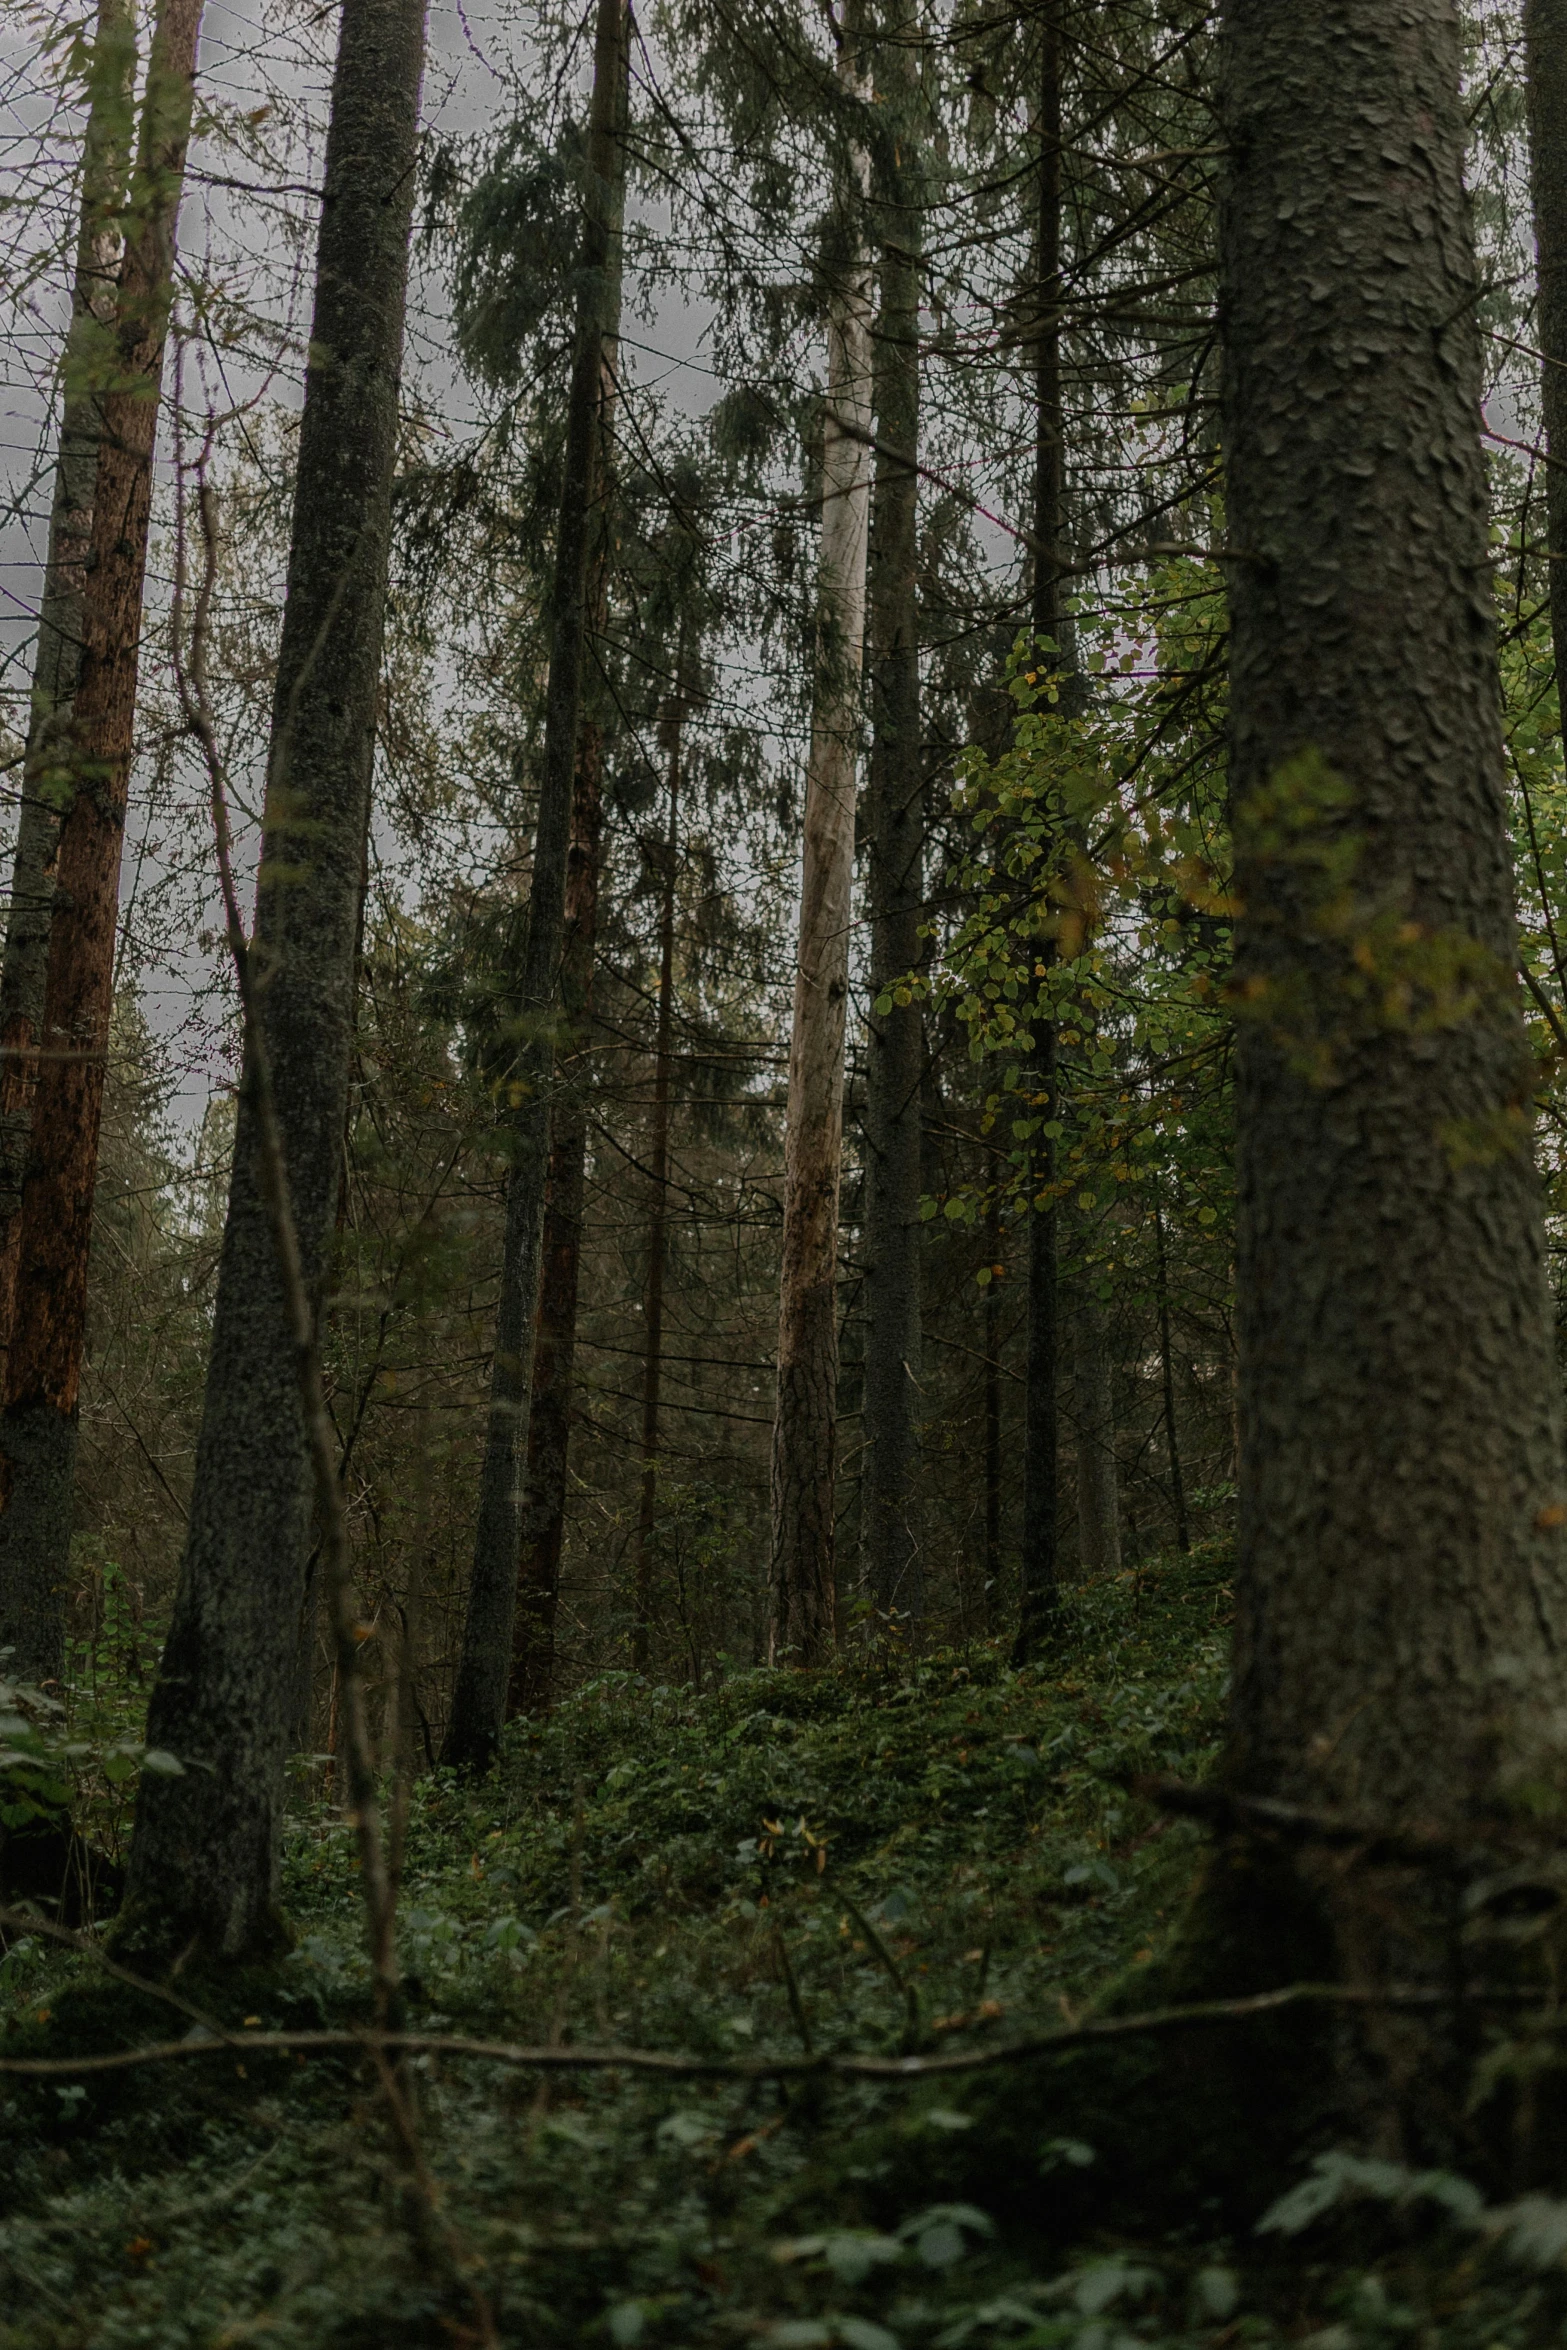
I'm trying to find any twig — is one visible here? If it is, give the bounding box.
[772,1920,814,2057]
[1135,1775,1478,1872]
[0,1981,1542,2087]
[837,1892,921,2054]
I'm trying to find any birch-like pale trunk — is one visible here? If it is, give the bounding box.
[767,32,874,1669]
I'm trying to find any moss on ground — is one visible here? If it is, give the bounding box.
[3,1542,1564,2347]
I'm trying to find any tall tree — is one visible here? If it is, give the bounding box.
[508,720,606,1717]
[1526,0,1567,686]
[0,0,137,1372]
[443,0,629,1772]
[1014,0,1066,1661]
[1220,0,1567,2138]
[0,0,202,1688]
[1071,1285,1120,1574]
[860,4,926,1631]
[630,680,687,1667]
[768,7,876,1668]
[122,0,427,1961]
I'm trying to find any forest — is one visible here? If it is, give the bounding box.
[3,0,1567,2338]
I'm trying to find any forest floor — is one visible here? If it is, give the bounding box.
[2,1540,1564,2347]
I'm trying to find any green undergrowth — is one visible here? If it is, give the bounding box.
[4,1540,1565,2347]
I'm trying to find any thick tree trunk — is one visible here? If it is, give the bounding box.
[508,715,605,1718]
[0,0,201,1690]
[444,0,628,1771]
[860,25,925,1632]
[0,0,137,1383]
[1217,0,1567,2142]
[1526,0,1567,686]
[768,25,874,1668]
[1072,1284,1120,1575]
[631,695,684,1667]
[1015,0,1064,1662]
[121,0,426,1962]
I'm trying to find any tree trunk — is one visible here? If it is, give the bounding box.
[631,691,685,1667]
[444,0,628,1771]
[1218,0,1567,2145]
[121,0,426,1963]
[1015,0,1064,1663]
[0,0,201,1690]
[508,715,605,1719]
[1072,1283,1120,1575]
[860,19,925,1633]
[768,18,874,1668]
[1152,1194,1188,1553]
[0,0,137,1382]
[983,1192,1002,1627]
[1526,0,1567,687]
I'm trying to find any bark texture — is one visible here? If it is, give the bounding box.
[860,29,925,1630]
[444,0,627,1771]
[1071,1285,1120,1575]
[508,717,605,1718]
[1526,0,1567,685]
[123,0,426,1961]
[631,695,684,1665]
[0,0,200,1688]
[768,28,874,1668]
[1015,0,1064,1661]
[1220,0,1567,2118]
[0,0,136,1377]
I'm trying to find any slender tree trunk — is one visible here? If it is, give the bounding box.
[1072,1283,1120,1574]
[983,1193,1002,1628]
[767,20,874,1668]
[0,0,137,1381]
[1152,1194,1187,1553]
[631,691,685,1668]
[0,0,202,1690]
[1015,0,1064,1663]
[508,716,605,1718]
[1218,0,1567,2147]
[444,0,628,1771]
[861,15,925,1631]
[121,0,427,1962]
[1526,0,1567,685]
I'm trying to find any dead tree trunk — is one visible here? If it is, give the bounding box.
[1217,0,1567,2148]
[508,716,605,1718]
[860,15,925,1633]
[444,0,628,1771]
[0,0,137,1380]
[1015,0,1065,1663]
[1526,0,1567,685]
[121,0,426,1962]
[768,20,874,1668]
[0,0,202,1688]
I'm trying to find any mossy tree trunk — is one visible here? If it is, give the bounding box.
[0,0,136,1400]
[1217,0,1567,2147]
[0,0,200,1690]
[122,0,426,1963]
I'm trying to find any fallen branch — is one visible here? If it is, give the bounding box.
[0,1979,1542,2086]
